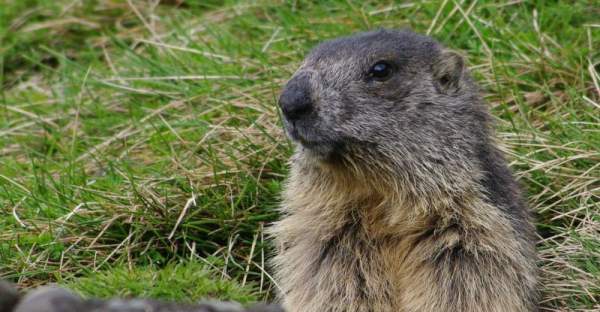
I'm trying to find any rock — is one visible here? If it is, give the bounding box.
[2,281,284,312]
[0,281,20,312]
[246,303,286,312]
[13,286,83,312]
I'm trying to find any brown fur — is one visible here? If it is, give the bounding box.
[270,30,538,312]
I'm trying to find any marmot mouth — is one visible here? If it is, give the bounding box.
[292,131,329,150]
[283,119,348,161]
[293,134,348,162]
[286,122,328,147]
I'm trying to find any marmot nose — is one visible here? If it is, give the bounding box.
[279,73,313,121]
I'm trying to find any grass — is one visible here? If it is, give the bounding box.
[0,0,598,310]
[63,261,259,303]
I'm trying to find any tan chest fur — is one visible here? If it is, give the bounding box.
[270,160,533,312]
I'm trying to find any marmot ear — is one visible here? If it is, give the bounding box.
[432,50,464,93]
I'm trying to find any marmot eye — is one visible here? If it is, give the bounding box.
[369,61,393,81]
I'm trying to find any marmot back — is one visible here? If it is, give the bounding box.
[270,29,538,312]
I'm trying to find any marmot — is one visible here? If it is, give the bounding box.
[270,29,538,312]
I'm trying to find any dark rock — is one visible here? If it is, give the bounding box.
[3,281,284,312]
[0,281,20,312]
[246,303,286,312]
[13,286,83,312]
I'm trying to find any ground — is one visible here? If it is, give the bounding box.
[0,0,598,310]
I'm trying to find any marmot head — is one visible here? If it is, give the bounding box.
[279,29,491,193]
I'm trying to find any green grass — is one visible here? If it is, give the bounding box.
[64,261,258,303]
[0,0,598,310]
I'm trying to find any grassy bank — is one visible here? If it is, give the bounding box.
[1,0,598,310]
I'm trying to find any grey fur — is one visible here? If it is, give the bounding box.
[271,29,538,312]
